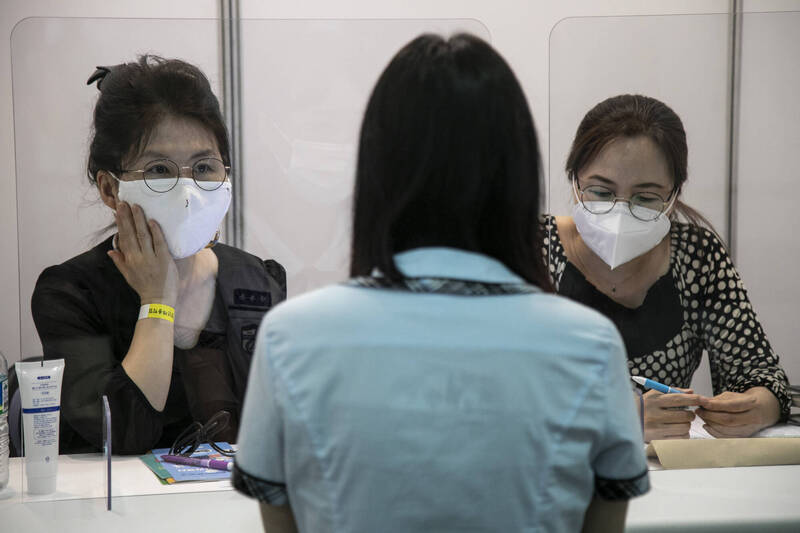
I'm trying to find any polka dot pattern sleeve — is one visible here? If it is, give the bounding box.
[697,228,792,419]
[540,215,792,421]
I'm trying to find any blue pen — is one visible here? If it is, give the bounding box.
[631,376,685,394]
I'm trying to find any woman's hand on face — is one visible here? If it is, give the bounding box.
[695,387,780,438]
[107,201,179,307]
[642,388,701,442]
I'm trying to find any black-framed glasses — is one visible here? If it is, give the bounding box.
[573,179,676,222]
[120,158,230,193]
[170,410,236,457]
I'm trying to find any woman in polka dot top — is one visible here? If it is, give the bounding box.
[542,94,790,442]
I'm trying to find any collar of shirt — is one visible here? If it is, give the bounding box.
[391,247,526,284]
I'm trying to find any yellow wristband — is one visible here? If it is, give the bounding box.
[138,303,175,323]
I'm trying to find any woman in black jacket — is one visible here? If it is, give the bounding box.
[31,56,286,455]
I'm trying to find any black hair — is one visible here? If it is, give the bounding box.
[86,55,229,184]
[566,94,714,230]
[350,33,552,290]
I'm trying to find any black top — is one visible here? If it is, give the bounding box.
[31,236,287,455]
[541,215,791,419]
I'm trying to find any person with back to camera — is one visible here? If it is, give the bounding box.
[30,56,286,455]
[233,33,649,533]
[541,94,791,442]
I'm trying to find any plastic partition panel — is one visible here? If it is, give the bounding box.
[548,14,730,233]
[11,17,220,502]
[735,11,800,384]
[10,16,491,501]
[238,19,490,296]
[548,14,730,397]
[12,17,221,361]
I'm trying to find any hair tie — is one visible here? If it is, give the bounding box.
[86,65,122,91]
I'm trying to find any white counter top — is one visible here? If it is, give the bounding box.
[2,455,799,532]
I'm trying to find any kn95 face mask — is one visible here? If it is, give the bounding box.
[572,201,671,269]
[114,176,231,259]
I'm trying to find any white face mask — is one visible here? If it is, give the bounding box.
[571,181,674,270]
[113,176,232,259]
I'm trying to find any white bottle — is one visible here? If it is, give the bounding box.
[0,350,9,491]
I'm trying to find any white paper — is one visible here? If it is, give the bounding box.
[689,414,800,439]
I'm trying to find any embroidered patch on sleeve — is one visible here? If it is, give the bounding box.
[233,288,271,309]
[241,324,258,354]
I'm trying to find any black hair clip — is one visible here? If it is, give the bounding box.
[86,65,121,91]
[169,410,236,457]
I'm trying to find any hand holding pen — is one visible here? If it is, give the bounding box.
[631,376,703,442]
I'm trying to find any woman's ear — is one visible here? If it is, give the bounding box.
[96,171,119,210]
[666,186,682,218]
[569,174,580,205]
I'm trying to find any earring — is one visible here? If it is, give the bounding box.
[205,230,221,249]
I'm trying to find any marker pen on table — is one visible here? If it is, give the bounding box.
[631,376,686,394]
[161,455,233,472]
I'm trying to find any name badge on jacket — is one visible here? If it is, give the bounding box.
[233,288,272,310]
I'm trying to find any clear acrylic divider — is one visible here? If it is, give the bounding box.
[546,11,800,399]
[102,395,111,511]
[548,13,729,399]
[547,13,729,228]
[11,16,488,504]
[12,16,220,506]
[238,18,490,297]
[547,13,730,230]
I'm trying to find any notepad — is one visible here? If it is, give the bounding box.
[141,443,233,483]
[140,452,175,484]
[689,416,800,439]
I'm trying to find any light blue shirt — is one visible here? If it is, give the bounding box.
[236,248,648,532]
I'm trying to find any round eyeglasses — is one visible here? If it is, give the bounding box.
[572,179,676,222]
[170,410,236,457]
[120,158,230,193]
